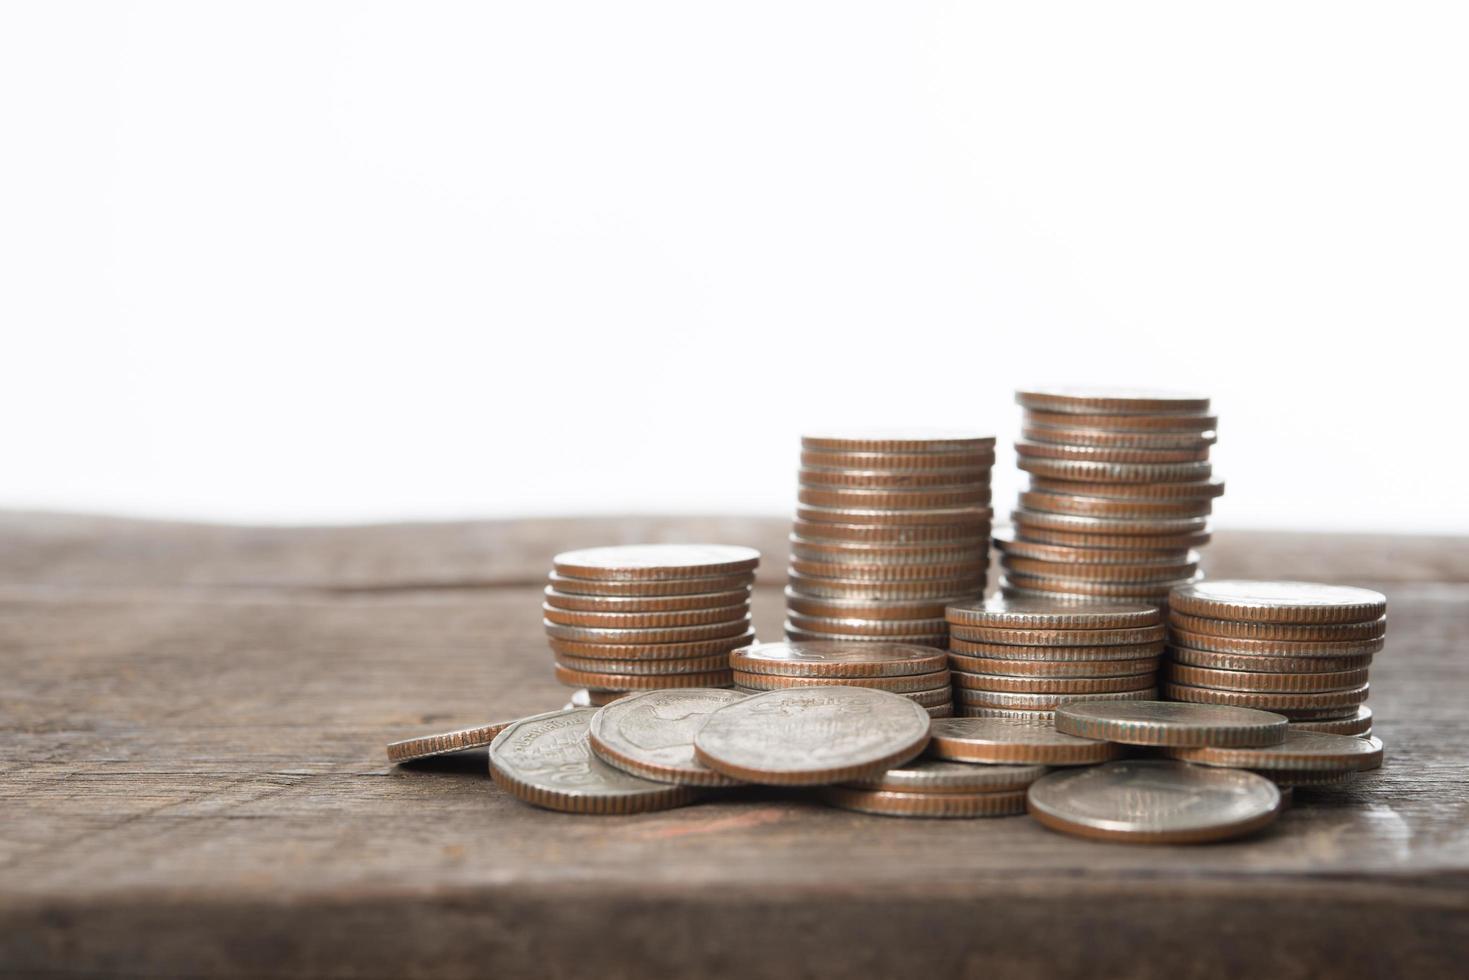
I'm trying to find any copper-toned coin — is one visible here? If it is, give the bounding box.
[1163,732,1383,772]
[949,653,1160,678]
[1162,682,1369,712]
[927,716,1120,765]
[789,557,987,582]
[848,758,1047,793]
[1001,572,1195,599]
[801,429,997,454]
[692,686,932,786]
[784,586,964,621]
[1001,555,1198,584]
[1254,768,1357,788]
[1024,409,1218,432]
[1016,387,1211,416]
[1163,663,1371,693]
[787,571,985,600]
[1169,580,1388,625]
[489,708,700,814]
[548,570,755,597]
[1020,491,1211,520]
[993,528,1195,565]
[947,596,1161,630]
[1026,760,1280,844]
[586,689,749,787]
[784,624,949,647]
[731,639,947,677]
[553,544,760,581]
[1273,705,1364,721]
[800,467,992,490]
[949,638,1166,661]
[548,630,755,661]
[1054,700,1287,747]
[926,703,955,718]
[905,687,954,708]
[798,486,992,510]
[732,669,950,693]
[1010,525,1212,550]
[1289,706,1373,736]
[786,613,950,636]
[1167,629,1385,659]
[959,706,1056,720]
[1013,508,1210,537]
[946,623,1165,646]
[796,504,993,527]
[1168,647,1374,673]
[387,720,514,764]
[543,585,750,613]
[543,617,752,645]
[542,603,750,629]
[956,688,1156,710]
[820,786,1027,818]
[792,519,988,544]
[1027,475,1226,500]
[801,449,997,471]
[1021,425,1217,450]
[952,671,1154,695]
[555,652,732,676]
[789,535,983,565]
[1167,611,1387,642]
[1018,457,1214,484]
[1015,440,1212,464]
[552,663,733,691]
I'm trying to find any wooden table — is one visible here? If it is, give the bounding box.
[2,513,1466,978]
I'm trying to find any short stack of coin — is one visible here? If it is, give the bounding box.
[543,544,759,697]
[998,387,1223,605]
[1163,580,1386,737]
[729,640,955,717]
[785,429,996,648]
[945,597,1163,719]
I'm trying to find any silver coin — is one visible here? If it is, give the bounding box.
[1026,759,1282,843]
[692,686,931,785]
[587,689,749,787]
[846,758,1047,793]
[1055,700,1288,747]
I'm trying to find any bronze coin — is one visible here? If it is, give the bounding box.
[548,630,756,661]
[952,671,1154,694]
[387,721,514,764]
[801,449,997,471]
[1272,705,1366,721]
[555,652,733,676]
[958,707,1056,720]
[956,687,1157,709]
[1169,581,1388,625]
[949,653,1160,678]
[542,603,750,629]
[1013,508,1210,537]
[1021,425,1217,449]
[1167,647,1374,673]
[946,595,1161,630]
[1001,555,1198,584]
[796,504,993,527]
[1024,409,1218,432]
[800,467,992,490]
[1161,682,1370,711]
[1253,768,1357,788]
[847,758,1048,794]
[553,544,760,581]
[789,557,988,582]
[1167,628,1385,658]
[798,486,992,510]
[543,617,752,645]
[1019,491,1212,519]
[784,624,949,647]
[1054,700,1288,747]
[1018,457,1213,484]
[945,623,1165,646]
[553,663,734,691]
[1288,705,1373,736]
[1001,572,1194,599]
[1163,663,1370,693]
[786,612,950,636]
[1027,475,1226,500]
[993,528,1195,565]
[730,639,948,677]
[543,585,750,613]
[927,716,1122,765]
[926,703,955,718]
[1167,611,1387,641]
[788,571,986,600]
[783,586,964,621]
[1163,732,1383,772]
[801,429,997,454]
[1015,440,1212,464]
[789,535,983,565]
[1016,387,1211,416]
[905,687,955,708]
[820,786,1028,818]
[949,638,1166,661]
[1010,525,1212,550]
[732,669,950,693]
[791,519,988,544]
[547,570,755,597]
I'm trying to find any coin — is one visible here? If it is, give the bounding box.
[552,544,760,581]
[1163,663,1370,693]
[1012,508,1210,537]
[548,630,755,660]
[553,664,734,691]
[692,686,932,786]
[1020,491,1211,519]
[785,613,950,636]
[1001,572,1194,599]
[1021,425,1217,450]
[799,467,992,490]
[1167,612,1387,641]
[732,670,949,693]
[1167,629,1385,658]
[795,504,993,527]
[489,708,700,814]
[790,536,982,564]
[801,449,997,471]
[956,688,1156,709]
[1015,387,1211,415]
[797,487,992,510]
[959,707,1057,720]
[952,672,1156,695]
[730,640,948,677]
[792,520,988,544]
[1000,555,1198,584]
[1017,457,1213,484]
[1167,647,1374,673]
[542,603,750,629]
[819,786,1028,818]
[1169,580,1388,624]
[1027,476,1226,500]
[555,652,732,676]
[387,721,514,763]
[946,623,1165,646]
[1162,732,1384,772]
[543,617,752,644]
[948,653,1160,678]
[994,529,1195,565]
[789,557,987,581]
[948,638,1166,661]
[1054,700,1287,747]
[1015,440,1211,464]
[586,689,749,787]
[801,429,998,453]
[787,571,985,600]
[1009,525,1212,550]
[783,587,963,621]
[1026,760,1280,844]
[1289,705,1373,736]
[570,688,626,707]
[543,585,751,613]
[1162,682,1369,711]
[1253,768,1357,788]
[947,596,1161,630]
[784,625,948,647]
[548,570,755,597]
[926,703,955,718]
[1025,410,1218,432]
[927,716,1122,765]
[846,758,1048,793]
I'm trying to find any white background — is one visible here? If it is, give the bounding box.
[3,2,1466,532]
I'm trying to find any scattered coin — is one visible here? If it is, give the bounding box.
[552,544,760,581]
[387,721,515,764]
[820,786,1028,818]
[1163,732,1384,772]
[587,689,749,787]
[1169,580,1388,624]
[927,716,1122,765]
[1054,700,1287,747]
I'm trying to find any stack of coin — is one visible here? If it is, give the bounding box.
[999,387,1223,604]
[945,597,1163,719]
[729,640,955,717]
[543,545,759,697]
[785,429,996,647]
[1163,580,1386,737]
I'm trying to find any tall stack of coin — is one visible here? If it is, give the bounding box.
[785,429,996,648]
[543,545,759,698]
[946,597,1162,718]
[1162,580,1386,737]
[998,388,1222,605]
[729,640,955,717]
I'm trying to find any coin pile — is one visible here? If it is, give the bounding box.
[1162,580,1386,737]
[785,429,996,647]
[999,387,1223,605]
[542,544,759,697]
[730,640,954,717]
[945,597,1163,719]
